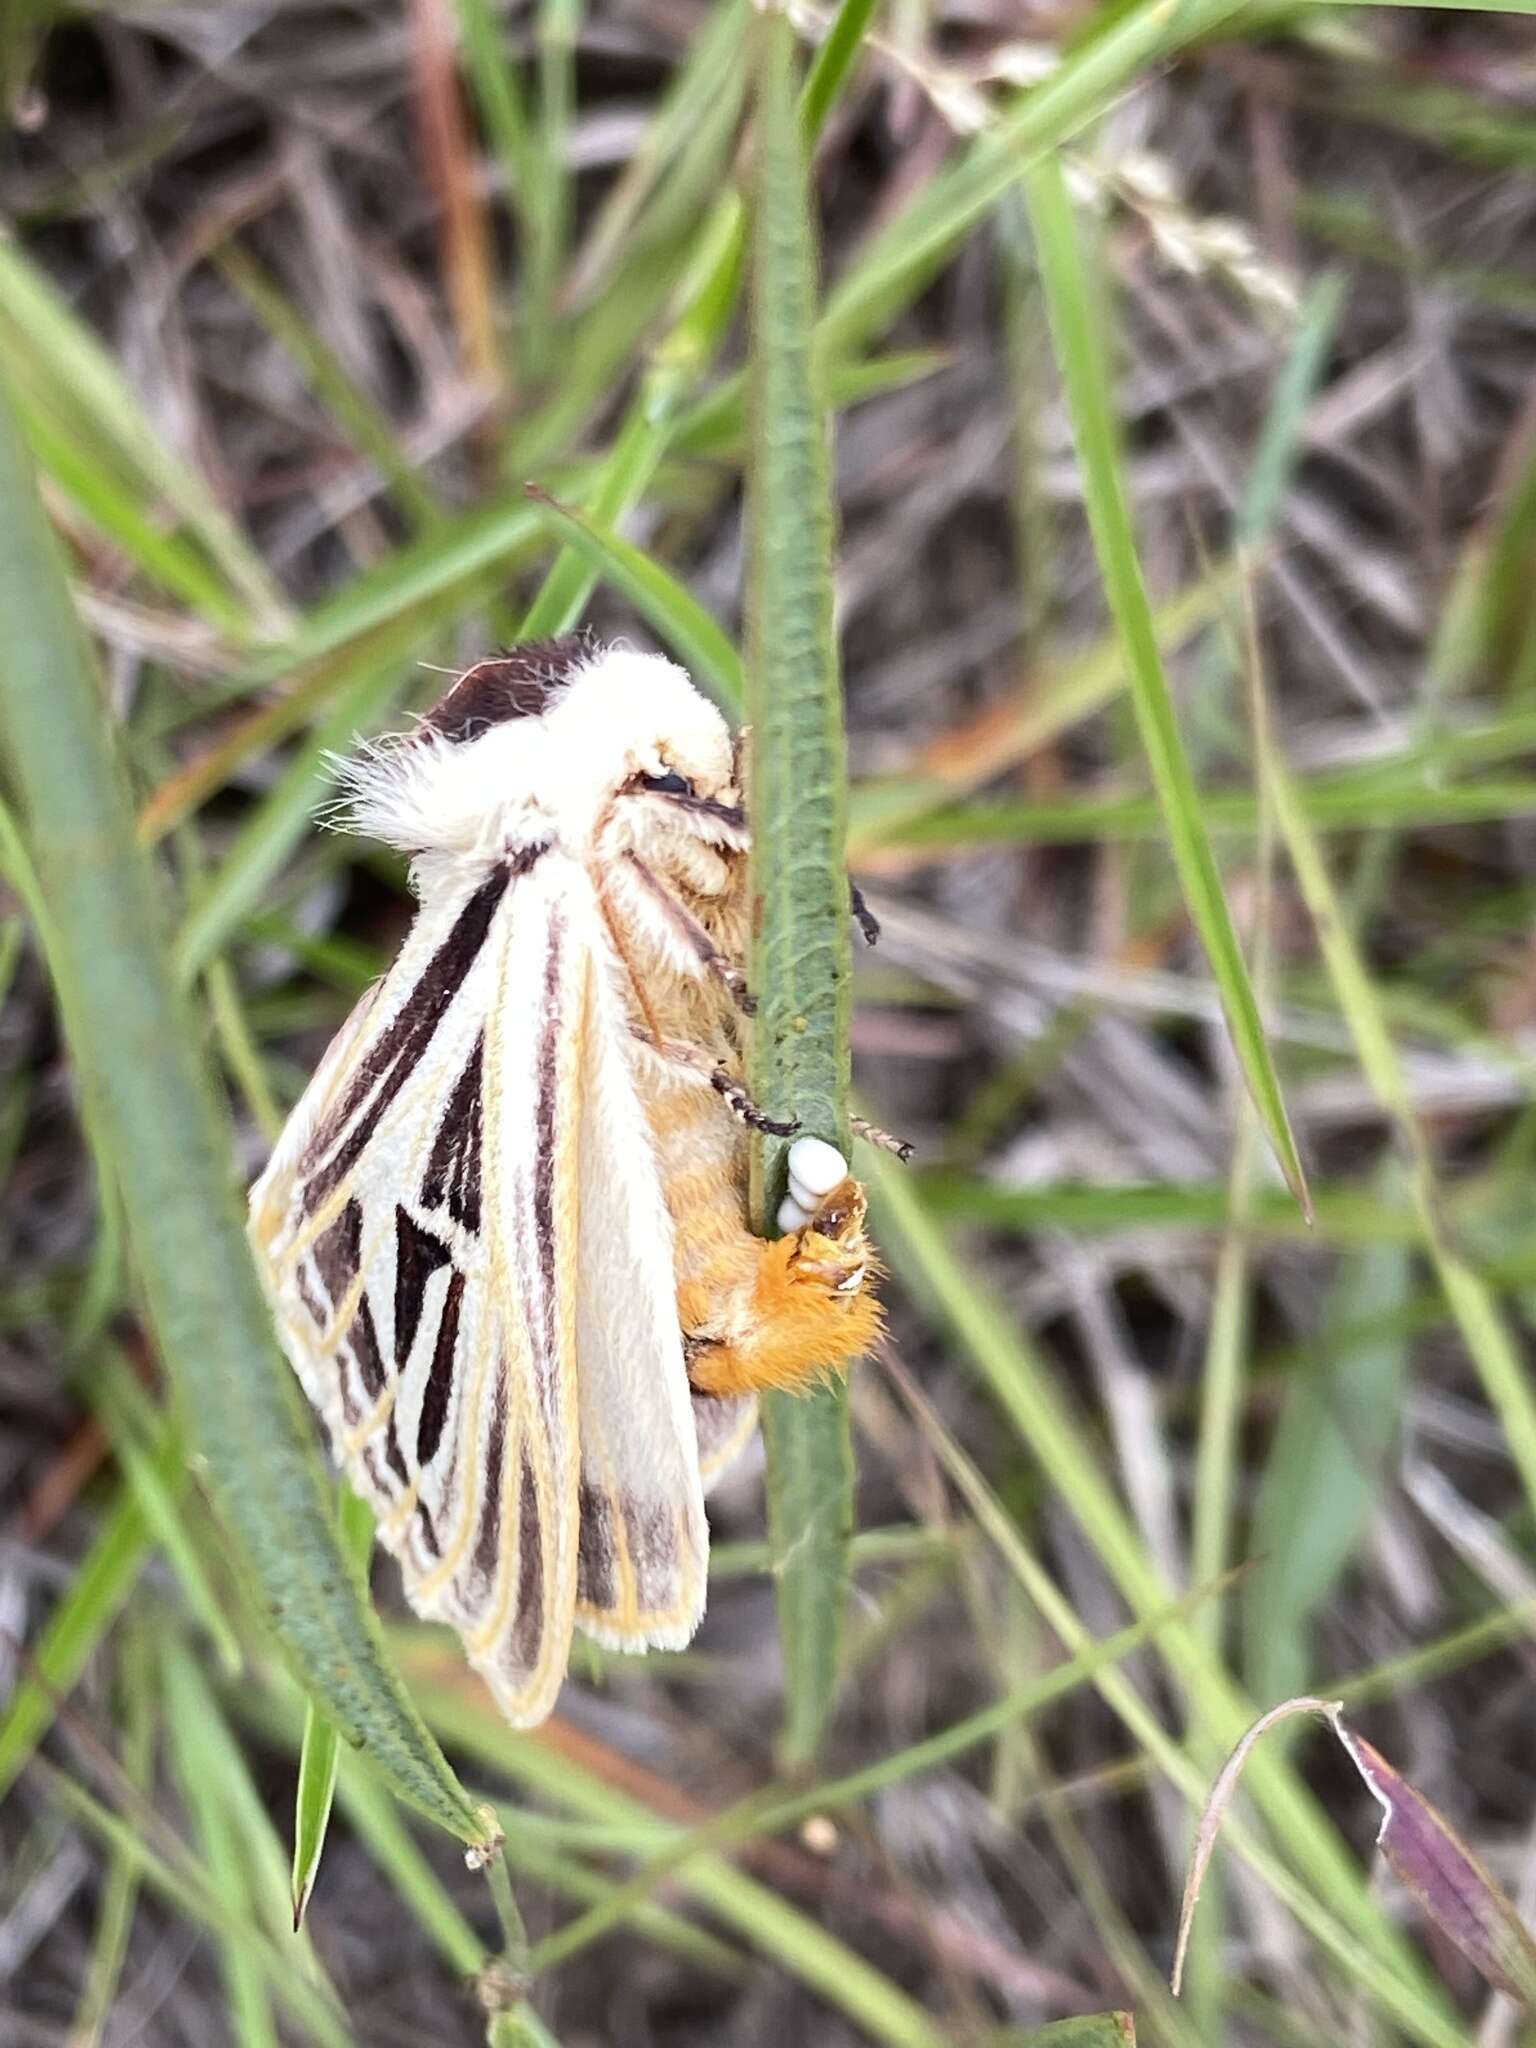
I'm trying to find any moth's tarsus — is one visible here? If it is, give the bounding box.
[850,882,880,947]
[709,1067,798,1137]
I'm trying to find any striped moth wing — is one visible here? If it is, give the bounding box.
[248,838,709,1727]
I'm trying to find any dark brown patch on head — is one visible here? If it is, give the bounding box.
[423,633,600,745]
[577,1482,617,1611]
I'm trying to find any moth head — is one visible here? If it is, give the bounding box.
[333,635,745,867]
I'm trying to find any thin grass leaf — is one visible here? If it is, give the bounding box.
[1245,1210,1411,1704]
[865,1156,1461,2035]
[69,1619,155,2048]
[1254,673,1536,1535]
[292,1487,377,1931]
[799,0,882,144]
[1024,151,1308,1215]
[0,242,285,633]
[745,3,856,1767]
[172,655,410,982]
[412,1683,947,2048]
[0,1458,167,1804]
[36,1751,357,2048]
[0,374,491,1849]
[1020,2020,1136,2046]
[521,485,743,711]
[92,1357,244,1678]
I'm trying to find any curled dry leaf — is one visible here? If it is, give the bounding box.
[1174,1697,1536,2012]
[1335,1722,1536,2009]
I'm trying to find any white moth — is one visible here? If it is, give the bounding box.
[248,635,881,1727]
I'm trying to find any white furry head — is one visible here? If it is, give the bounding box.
[333,636,744,876]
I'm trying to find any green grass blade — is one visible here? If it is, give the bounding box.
[92,1358,245,1677]
[522,485,743,711]
[292,1487,377,1930]
[0,241,285,633]
[0,1459,166,1805]
[1245,1212,1411,1704]
[70,1620,156,2048]
[1256,684,1536,1526]
[799,0,882,144]
[745,3,856,1767]
[0,372,490,1849]
[1023,151,1309,1216]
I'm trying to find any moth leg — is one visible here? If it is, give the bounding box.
[623,851,755,1015]
[630,1026,798,1137]
[681,1159,883,1400]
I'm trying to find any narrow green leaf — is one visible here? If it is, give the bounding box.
[1256,683,1536,1537]
[92,1358,245,1677]
[745,3,856,1767]
[1023,152,1309,1216]
[70,1620,156,2048]
[292,1487,377,1930]
[1021,2019,1136,2046]
[0,1462,164,1805]
[1245,1217,1411,1704]
[799,0,882,144]
[522,485,743,712]
[0,370,490,1848]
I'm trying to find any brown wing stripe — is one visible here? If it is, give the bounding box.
[349,1295,387,1401]
[313,1197,363,1309]
[510,1453,544,1668]
[623,1499,677,1613]
[394,1206,451,1369]
[302,857,533,1214]
[416,1269,465,1466]
[577,1483,617,1610]
[473,1382,508,1582]
[420,1034,483,1232]
[381,1411,410,1487]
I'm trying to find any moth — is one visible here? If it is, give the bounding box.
[248,635,882,1728]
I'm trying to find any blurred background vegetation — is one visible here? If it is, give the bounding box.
[3,0,1536,2042]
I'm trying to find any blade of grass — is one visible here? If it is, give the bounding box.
[92,1356,244,1678]
[0,1452,171,1804]
[1023,151,1308,1215]
[69,1618,156,2048]
[0,242,285,633]
[412,1684,948,2048]
[36,1750,356,2048]
[292,1486,377,1930]
[865,1155,1460,2032]
[0,371,490,1848]
[1253,652,1536,1527]
[745,4,857,1766]
[521,485,743,712]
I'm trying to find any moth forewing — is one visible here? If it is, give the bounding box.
[250,637,885,1732]
[567,892,708,1653]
